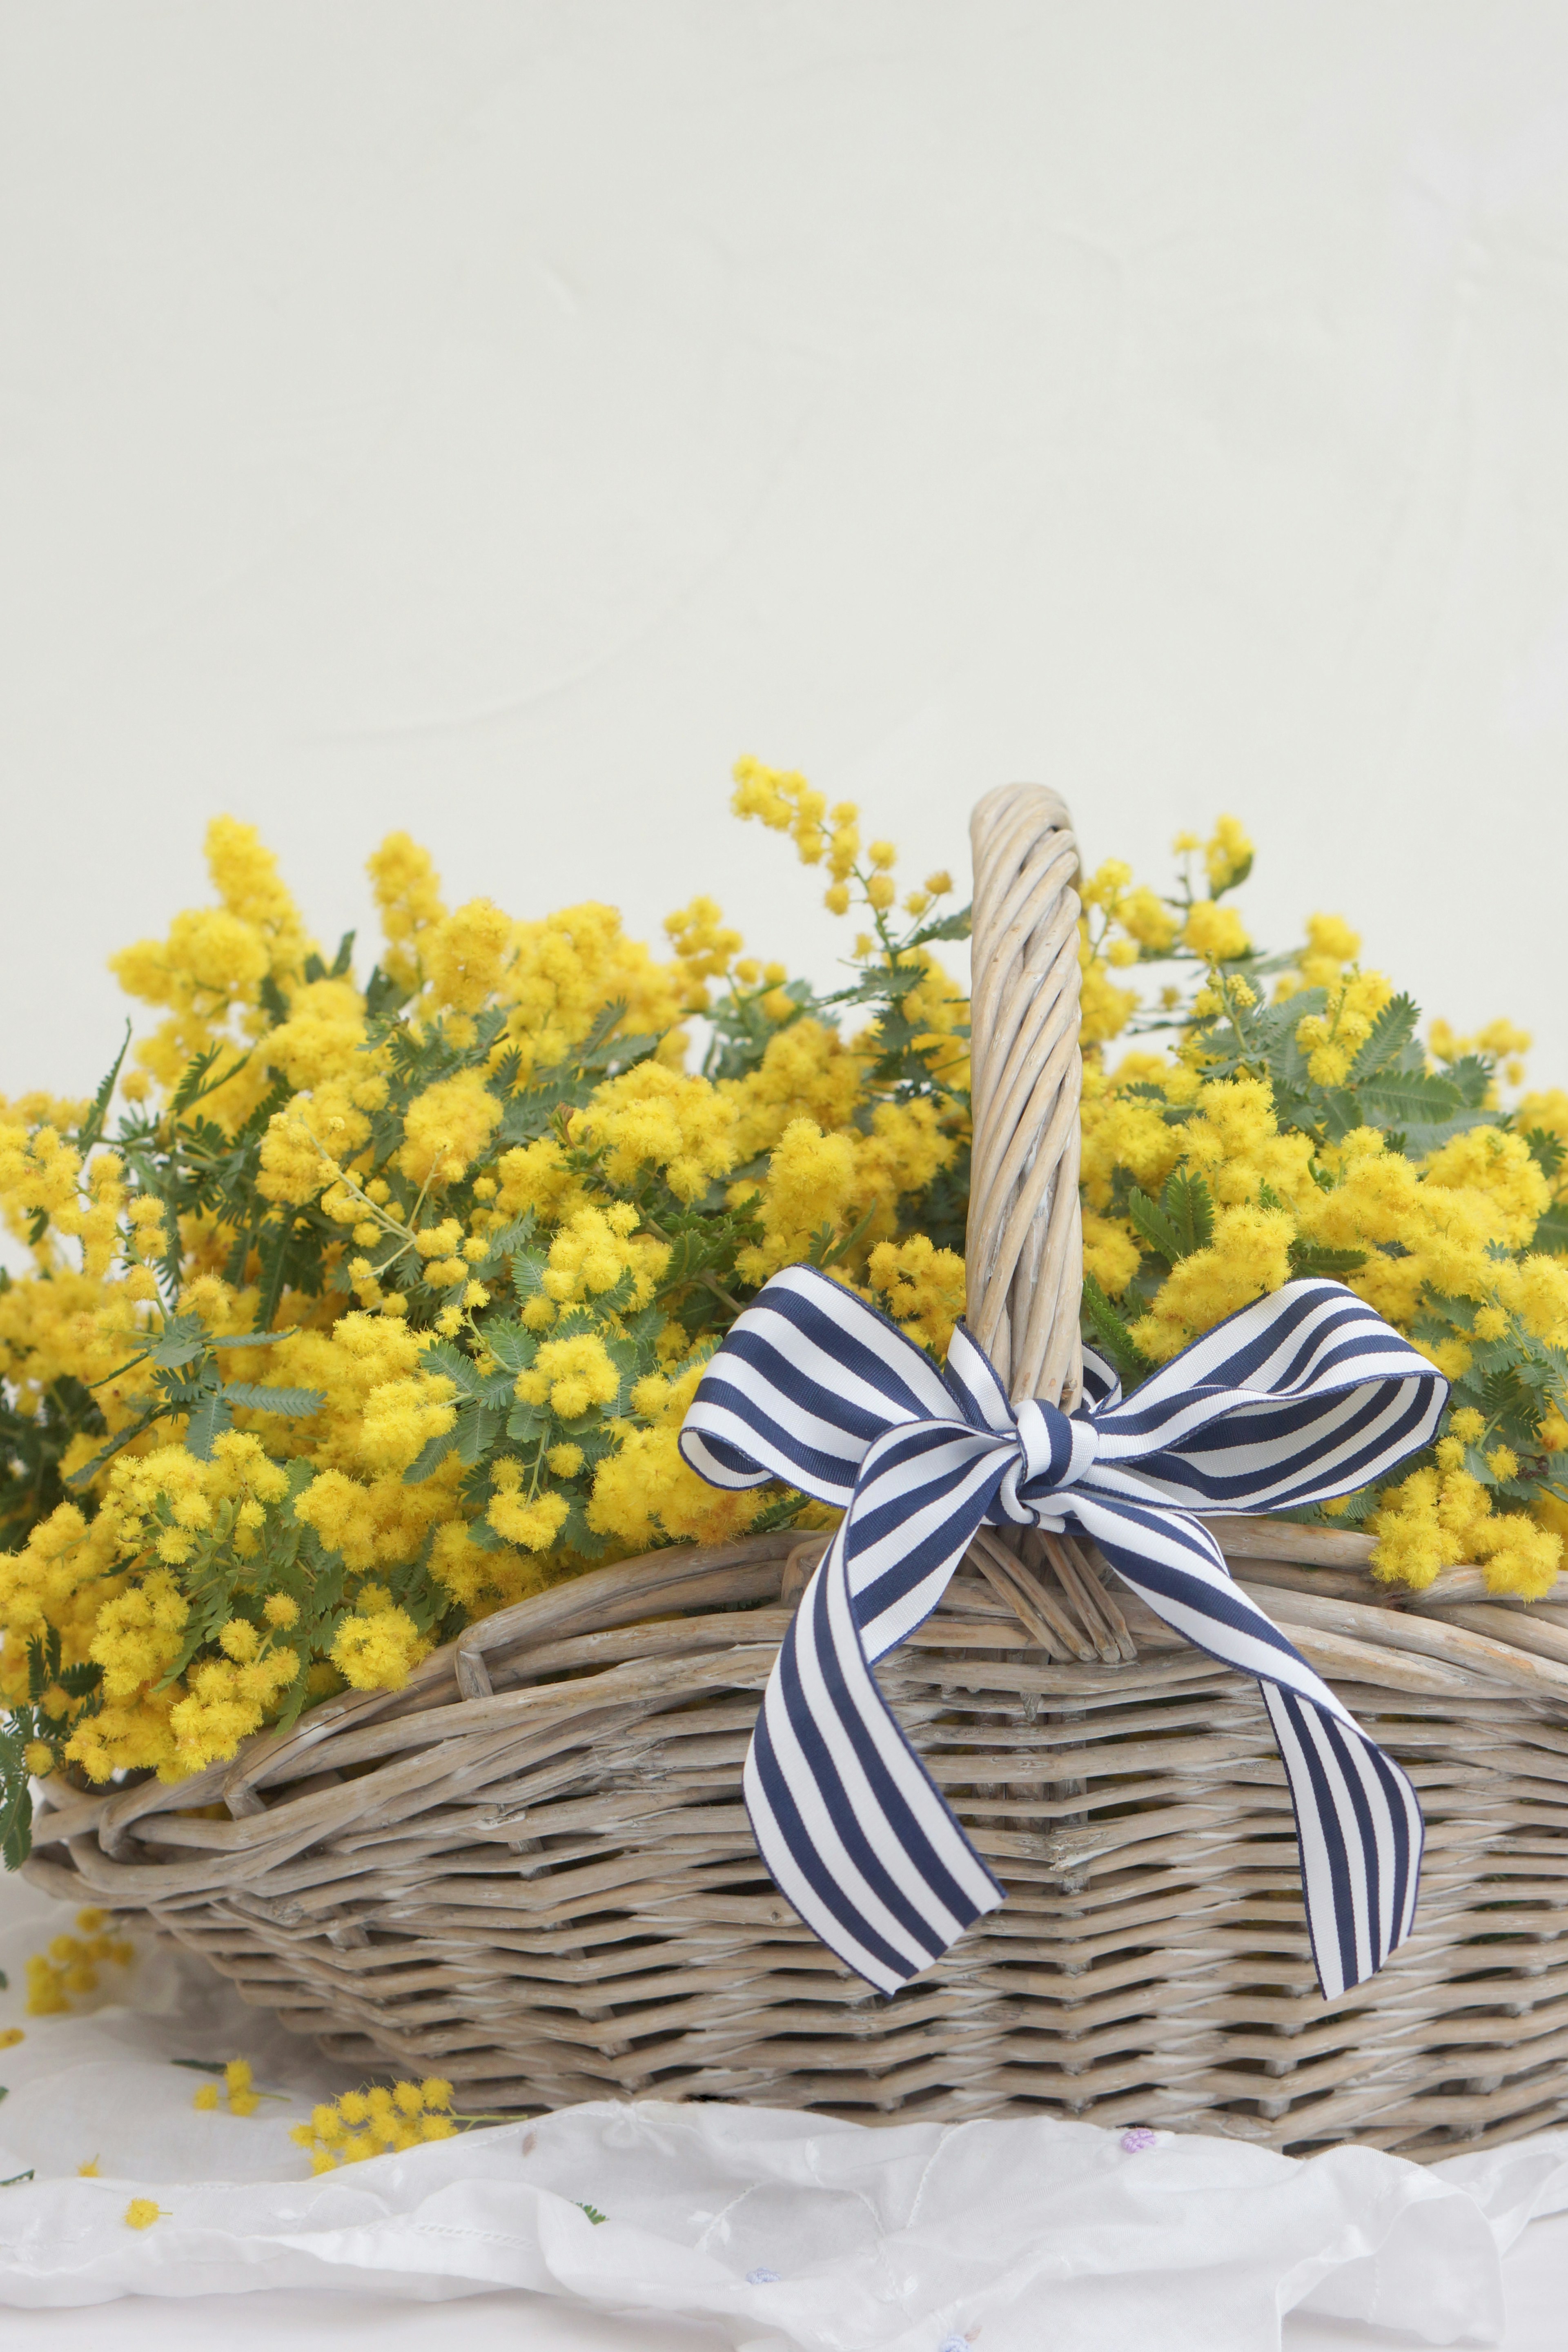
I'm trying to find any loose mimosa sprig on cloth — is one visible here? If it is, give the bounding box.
[0,773,1564,1862]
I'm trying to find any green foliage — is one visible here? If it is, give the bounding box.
[700,979,814,1083]
[66,1316,324,1488]
[1287,1239,1369,1281]
[1125,1171,1216,1267]
[0,1376,105,1555]
[1182,987,1493,1154]
[137,1458,458,1742]
[1526,1128,1566,1184]
[0,1625,103,1866]
[1082,869,1568,1568]
[816,909,971,1106]
[109,1060,301,1319]
[1080,1270,1153,1390]
[1534,1200,1568,1257]
[1413,1298,1568,1505]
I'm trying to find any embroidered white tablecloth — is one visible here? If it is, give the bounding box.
[1,1871,1565,2351]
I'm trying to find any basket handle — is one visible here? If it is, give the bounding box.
[965,784,1084,1409]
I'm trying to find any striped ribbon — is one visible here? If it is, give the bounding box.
[679,1267,1446,2001]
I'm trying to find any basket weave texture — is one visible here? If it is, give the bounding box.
[25,789,1568,2157]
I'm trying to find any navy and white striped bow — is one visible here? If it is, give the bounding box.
[679,1267,1447,2002]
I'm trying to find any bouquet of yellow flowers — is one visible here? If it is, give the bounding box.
[1075,830,1568,1596]
[2,767,1565,1868]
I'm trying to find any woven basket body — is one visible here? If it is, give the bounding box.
[25,789,1568,2156]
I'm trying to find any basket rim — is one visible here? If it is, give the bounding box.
[26,1517,1568,1901]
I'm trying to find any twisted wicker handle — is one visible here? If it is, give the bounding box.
[965,784,1084,1409]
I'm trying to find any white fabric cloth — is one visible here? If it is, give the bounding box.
[2,1872,1567,2350]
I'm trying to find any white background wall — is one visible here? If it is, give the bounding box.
[4,1,1568,1102]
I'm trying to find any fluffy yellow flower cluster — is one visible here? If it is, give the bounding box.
[0,770,971,1841]
[290,2076,458,2171]
[1086,1071,1561,1370]
[1077,826,1568,1598]
[1076,817,1258,1046]
[191,2057,263,2117]
[731,753,960,934]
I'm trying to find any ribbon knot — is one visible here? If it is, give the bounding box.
[1008,1395,1096,1521]
[680,1265,1447,2003]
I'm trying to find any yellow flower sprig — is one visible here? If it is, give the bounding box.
[26,1911,134,2013]
[289,2075,470,2170]
[729,758,969,1109]
[188,2056,284,2117]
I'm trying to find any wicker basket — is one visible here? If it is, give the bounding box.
[25,788,1568,2157]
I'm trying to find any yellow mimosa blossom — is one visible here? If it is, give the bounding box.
[399,1069,504,1186]
[3,777,1565,1846]
[1082,1209,1142,1298]
[1128,1203,1296,1363]
[290,2074,459,2168]
[515,1332,621,1419]
[579,1062,738,1202]
[425,900,514,1013]
[1079,928,1138,1048]
[1118,888,1177,952]
[25,1921,134,2011]
[1182,901,1250,962]
[666,896,743,1009]
[331,1604,426,1691]
[368,831,446,990]
[866,1235,966,1356]
[587,1359,762,1550]
[1203,815,1253,893]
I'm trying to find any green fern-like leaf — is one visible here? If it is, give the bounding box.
[0,1759,31,1872]
[1534,1201,1568,1256]
[1525,1129,1566,1183]
[183,1389,234,1459]
[1287,1240,1368,1281]
[1161,1169,1214,1256]
[171,1040,251,1115]
[1124,1185,1187,1267]
[1446,1054,1494,1109]
[1345,993,1420,1083]
[478,1319,538,1377]
[75,1023,133,1156]
[1080,1272,1152,1389]
[402,1428,458,1485]
[220,1383,327,1418]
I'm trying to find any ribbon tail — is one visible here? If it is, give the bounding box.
[743,1424,1010,1993]
[1069,1494,1423,2000]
